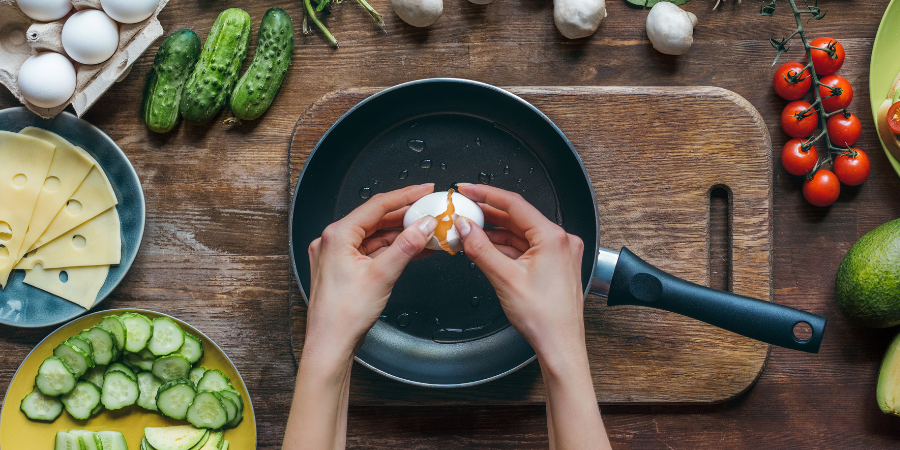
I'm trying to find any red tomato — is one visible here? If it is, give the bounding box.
[781,101,818,138]
[827,113,862,147]
[808,37,845,75]
[887,101,900,135]
[803,169,840,207]
[834,149,871,186]
[781,139,818,176]
[773,62,812,101]
[818,75,853,112]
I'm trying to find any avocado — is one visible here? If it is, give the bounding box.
[835,219,900,328]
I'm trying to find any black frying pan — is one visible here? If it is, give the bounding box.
[289,79,826,388]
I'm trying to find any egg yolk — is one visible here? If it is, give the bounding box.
[434,189,457,254]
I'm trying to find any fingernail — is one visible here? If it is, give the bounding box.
[418,215,437,235]
[455,216,471,238]
[421,183,435,187]
[456,183,472,187]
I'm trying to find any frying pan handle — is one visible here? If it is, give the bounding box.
[597,247,826,353]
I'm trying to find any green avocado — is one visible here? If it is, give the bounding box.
[835,219,900,328]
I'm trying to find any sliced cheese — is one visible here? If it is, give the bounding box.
[15,128,94,265]
[0,131,56,288]
[23,264,109,309]
[30,163,118,251]
[16,207,121,269]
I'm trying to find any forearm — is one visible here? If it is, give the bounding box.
[538,348,611,450]
[283,345,354,450]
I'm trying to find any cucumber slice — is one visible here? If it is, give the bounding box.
[186,391,228,429]
[197,430,222,450]
[214,391,237,424]
[35,356,77,396]
[99,316,127,352]
[79,326,117,365]
[122,313,153,353]
[188,366,206,386]
[106,362,137,381]
[144,425,208,450]
[101,370,139,410]
[83,365,106,389]
[149,317,185,356]
[55,432,80,450]
[68,431,101,450]
[67,336,94,357]
[97,431,128,450]
[140,437,151,450]
[126,348,156,371]
[219,389,244,428]
[137,371,164,411]
[156,378,196,420]
[61,381,101,420]
[187,430,211,450]
[152,354,192,382]
[53,341,93,377]
[20,386,63,421]
[220,441,229,450]
[91,402,103,415]
[178,333,204,364]
[196,369,232,392]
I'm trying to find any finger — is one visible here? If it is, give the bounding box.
[480,204,525,237]
[336,184,435,243]
[367,207,410,238]
[456,184,554,239]
[485,228,530,254]
[370,247,435,261]
[370,215,438,282]
[456,217,518,283]
[493,244,524,260]
[359,230,402,256]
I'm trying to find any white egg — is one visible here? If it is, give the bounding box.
[62,9,119,65]
[100,0,158,24]
[17,0,72,22]
[17,52,76,108]
[403,191,485,254]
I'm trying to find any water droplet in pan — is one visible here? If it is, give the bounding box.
[478,172,490,184]
[359,187,372,199]
[440,163,447,170]
[529,167,535,174]
[408,139,426,152]
[476,138,482,146]
[420,160,433,169]
[469,263,476,270]
[398,313,411,327]
[503,165,511,175]
[470,297,480,307]
[399,170,409,180]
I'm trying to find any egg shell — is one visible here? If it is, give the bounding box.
[61,9,119,64]
[17,52,76,108]
[403,191,485,253]
[100,0,158,24]
[17,0,72,22]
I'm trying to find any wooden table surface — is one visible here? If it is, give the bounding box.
[2,0,900,448]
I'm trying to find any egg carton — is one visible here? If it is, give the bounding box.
[0,0,168,118]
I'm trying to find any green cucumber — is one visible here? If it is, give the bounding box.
[122,313,153,353]
[188,366,207,386]
[152,353,192,382]
[20,387,63,421]
[60,381,101,420]
[99,316,127,352]
[106,362,137,381]
[196,369,232,392]
[230,8,294,120]
[97,431,128,450]
[145,425,207,450]
[156,378,196,420]
[178,333,204,364]
[36,356,77,396]
[148,317,185,356]
[186,391,228,429]
[180,8,252,124]
[142,29,203,133]
[83,365,106,389]
[100,371,139,410]
[55,432,80,450]
[137,371,164,411]
[79,326,117,365]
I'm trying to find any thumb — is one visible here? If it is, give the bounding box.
[371,215,438,281]
[457,217,515,281]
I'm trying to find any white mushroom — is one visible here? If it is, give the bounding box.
[392,0,443,27]
[646,2,697,56]
[554,0,606,39]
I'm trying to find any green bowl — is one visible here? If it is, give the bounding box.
[870,0,900,177]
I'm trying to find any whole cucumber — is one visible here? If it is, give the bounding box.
[180,8,252,124]
[230,8,294,121]
[141,30,202,133]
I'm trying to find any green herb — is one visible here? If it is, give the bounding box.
[302,0,384,48]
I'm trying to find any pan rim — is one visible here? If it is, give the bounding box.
[289,78,601,387]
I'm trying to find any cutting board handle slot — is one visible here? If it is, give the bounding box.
[708,185,732,293]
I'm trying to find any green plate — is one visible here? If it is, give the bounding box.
[870,0,900,177]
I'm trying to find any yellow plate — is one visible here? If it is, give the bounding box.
[870,0,900,177]
[0,309,256,449]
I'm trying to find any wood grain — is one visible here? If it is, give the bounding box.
[1,0,900,447]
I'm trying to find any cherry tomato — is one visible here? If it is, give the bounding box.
[808,37,845,75]
[781,101,818,138]
[773,62,812,101]
[834,149,871,186]
[818,75,853,112]
[887,101,900,135]
[803,169,840,207]
[781,139,818,176]
[827,113,862,147]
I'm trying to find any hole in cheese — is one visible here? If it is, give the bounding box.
[66,200,83,215]
[0,221,10,242]
[12,174,26,187]
[44,176,60,192]
[0,245,7,262]
[72,235,86,249]
[59,271,68,283]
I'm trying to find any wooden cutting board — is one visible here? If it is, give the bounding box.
[288,86,772,405]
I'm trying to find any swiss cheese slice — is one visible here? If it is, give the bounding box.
[30,163,117,251]
[15,128,94,265]
[23,264,110,309]
[16,207,121,270]
[0,131,56,288]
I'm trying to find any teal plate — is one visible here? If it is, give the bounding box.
[870,0,900,177]
[0,107,145,328]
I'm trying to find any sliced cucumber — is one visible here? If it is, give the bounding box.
[91,403,103,416]
[188,366,206,386]
[140,437,151,450]
[156,378,196,420]
[67,336,94,357]
[55,431,80,450]
[197,430,223,450]
[20,386,63,421]
[101,370,139,410]
[220,388,244,428]
[220,441,229,450]
[122,313,153,353]
[187,430,211,450]
[53,341,93,377]
[68,431,101,450]
[79,326,117,365]
[145,425,208,450]
[98,431,128,450]
[35,356,77,396]
[178,333,204,364]
[196,369,232,392]
[148,317,185,356]
[61,381,101,420]
[83,365,106,389]
[186,391,228,429]
[99,316,127,352]
[126,348,156,371]
[137,371,164,411]
[106,362,137,381]
[152,354,192,382]
[214,391,237,424]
